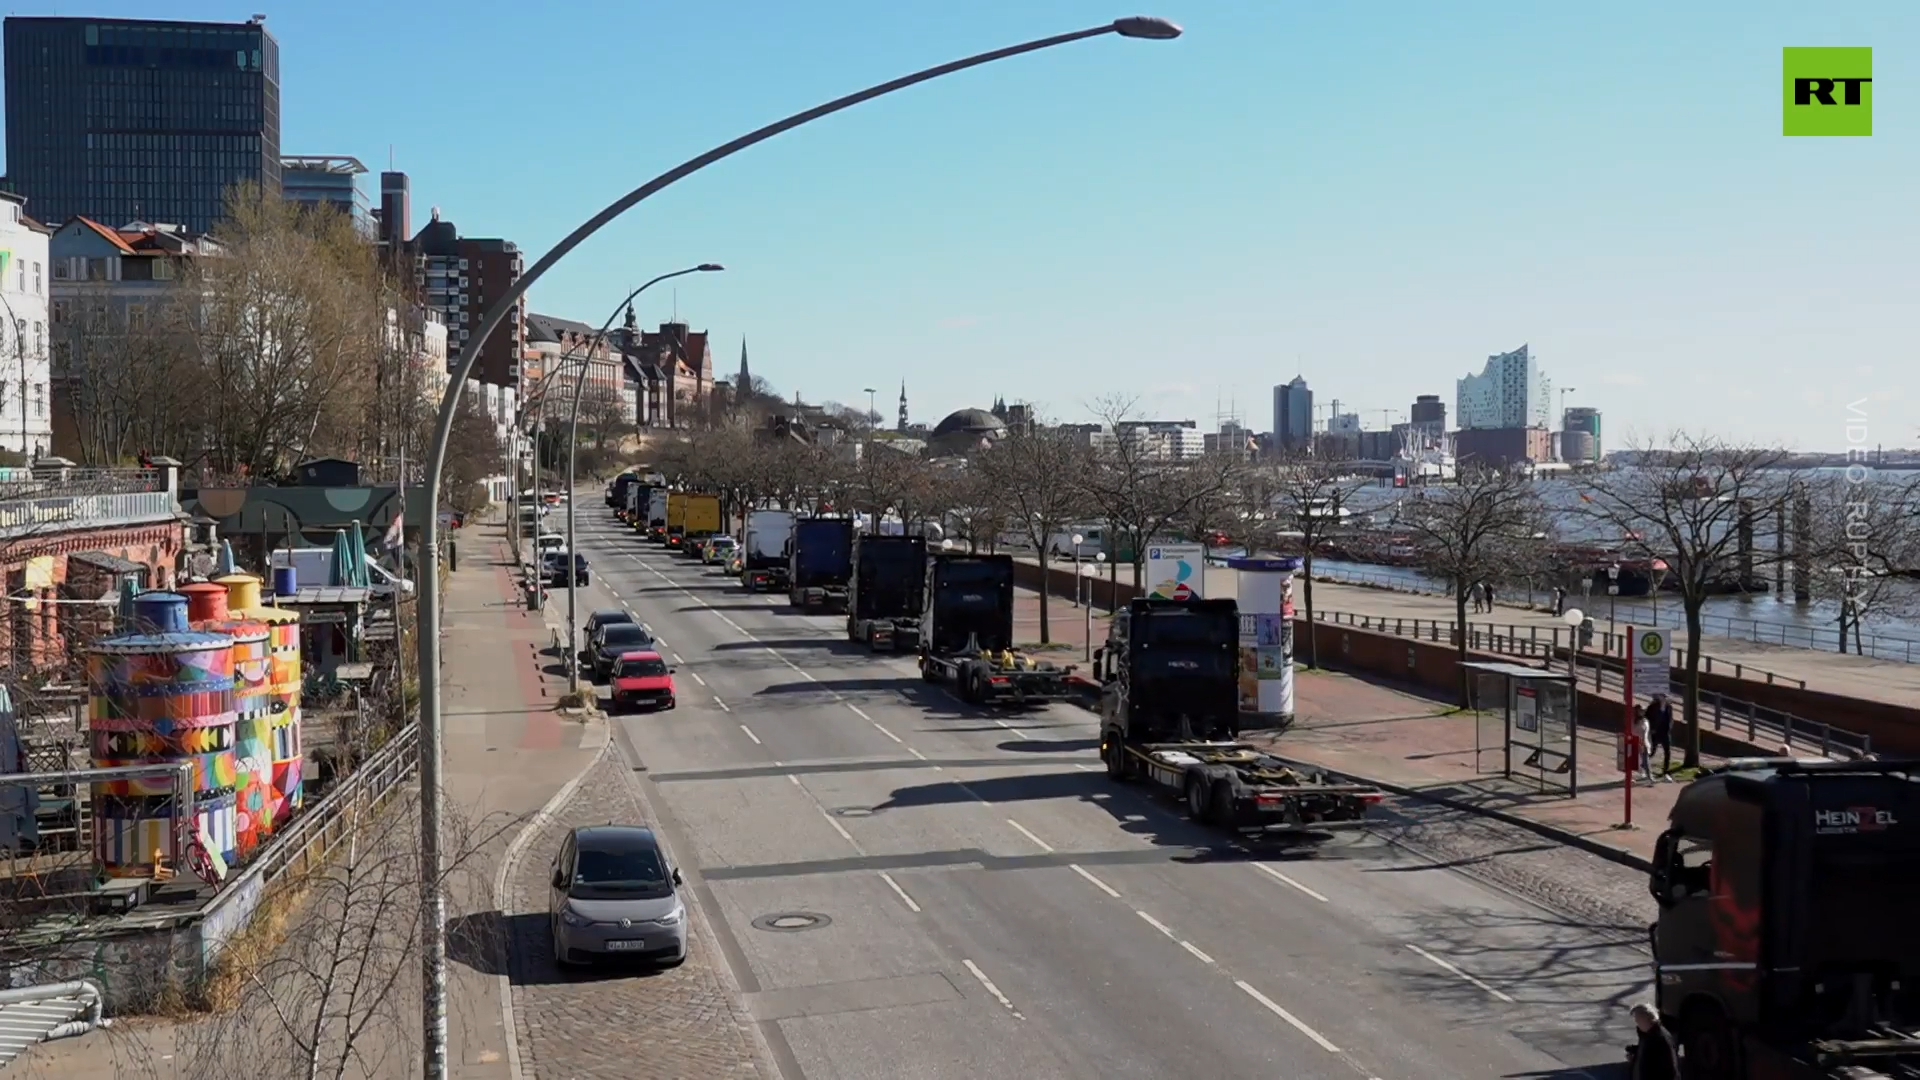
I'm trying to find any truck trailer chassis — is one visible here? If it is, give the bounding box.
[1103,738,1383,834]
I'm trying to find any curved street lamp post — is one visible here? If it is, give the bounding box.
[561,264,724,692]
[412,18,1181,1076]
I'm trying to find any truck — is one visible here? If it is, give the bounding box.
[917,552,1073,706]
[1645,757,1920,1080]
[623,482,655,530]
[788,517,854,611]
[742,510,795,592]
[846,534,927,652]
[681,493,722,553]
[1093,597,1384,834]
[608,469,641,514]
[665,492,689,550]
[645,489,670,542]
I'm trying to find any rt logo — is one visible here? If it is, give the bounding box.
[1783,47,1873,136]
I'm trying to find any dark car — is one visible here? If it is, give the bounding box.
[544,551,589,587]
[585,609,634,638]
[548,825,687,967]
[584,622,656,682]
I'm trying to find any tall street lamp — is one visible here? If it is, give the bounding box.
[410,18,1182,1076]
[864,387,877,428]
[563,264,724,692]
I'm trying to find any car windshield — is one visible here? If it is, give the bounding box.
[591,612,631,631]
[617,658,668,678]
[712,537,735,547]
[599,624,652,648]
[572,841,670,898]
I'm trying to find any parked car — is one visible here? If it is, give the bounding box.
[544,551,589,588]
[585,609,634,638]
[548,825,687,968]
[702,536,737,566]
[608,650,675,712]
[583,622,656,682]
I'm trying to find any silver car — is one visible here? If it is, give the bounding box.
[548,825,688,968]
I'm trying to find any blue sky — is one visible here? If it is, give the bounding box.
[10,1,1914,450]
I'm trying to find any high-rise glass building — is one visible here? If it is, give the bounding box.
[1271,375,1312,450]
[3,15,281,235]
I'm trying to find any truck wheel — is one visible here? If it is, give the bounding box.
[1677,1001,1741,1080]
[1210,778,1235,827]
[1185,775,1210,820]
[920,658,938,683]
[1104,737,1131,781]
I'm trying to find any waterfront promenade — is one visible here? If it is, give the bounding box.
[1012,554,1919,711]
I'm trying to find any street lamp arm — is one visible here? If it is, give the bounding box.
[413,18,1181,1077]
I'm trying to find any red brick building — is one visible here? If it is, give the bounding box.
[1,462,187,674]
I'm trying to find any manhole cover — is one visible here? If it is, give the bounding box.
[752,912,832,933]
[831,807,874,818]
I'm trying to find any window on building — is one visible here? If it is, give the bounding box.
[52,260,71,281]
[14,259,22,292]
[152,258,175,281]
[31,262,41,295]
[86,259,108,282]
[51,301,67,326]
[31,384,42,417]
[126,305,146,331]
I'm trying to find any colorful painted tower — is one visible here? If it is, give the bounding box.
[181,581,275,858]
[217,573,304,828]
[88,592,239,870]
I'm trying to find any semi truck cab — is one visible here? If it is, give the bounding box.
[1649,757,1920,1079]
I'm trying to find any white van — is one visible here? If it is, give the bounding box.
[1046,526,1104,559]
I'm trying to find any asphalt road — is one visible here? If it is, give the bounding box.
[557,513,1646,1080]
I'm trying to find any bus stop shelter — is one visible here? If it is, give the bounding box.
[1462,661,1581,796]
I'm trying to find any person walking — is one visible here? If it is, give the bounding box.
[1484,582,1497,609]
[1628,1003,1680,1080]
[1551,585,1566,616]
[1634,704,1655,784]
[1646,694,1674,779]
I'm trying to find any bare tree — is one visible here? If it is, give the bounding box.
[1240,454,1370,669]
[1575,436,1794,767]
[1081,395,1243,591]
[51,295,204,466]
[972,425,1093,644]
[943,465,1012,554]
[576,382,631,452]
[1390,465,1546,706]
[1800,470,1919,655]
[442,398,505,520]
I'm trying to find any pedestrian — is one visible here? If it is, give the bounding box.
[1484,582,1496,609]
[1551,585,1566,615]
[1646,694,1674,778]
[1627,1003,1680,1080]
[1634,704,1655,783]
[1472,581,1487,613]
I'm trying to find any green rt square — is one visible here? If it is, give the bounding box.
[1783,47,1873,136]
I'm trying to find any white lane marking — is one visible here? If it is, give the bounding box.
[1406,944,1516,1003]
[1179,940,1217,965]
[872,723,902,744]
[641,622,653,633]
[846,703,873,721]
[1254,862,1330,903]
[1073,763,1099,772]
[713,696,731,713]
[655,638,668,647]
[1236,980,1342,1052]
[670,652,684,664]
[819,807,856,845]
[962,959,1023,1019]
[787,774,801,786]
[1069,864,1120,898]
[908,747,928,761]
[1005,819,1053,852]
[739,724,761,745]
[994,719,1031,740]
[1137,910,1176,938]
[879,872,922,913]
[689,671,707,686]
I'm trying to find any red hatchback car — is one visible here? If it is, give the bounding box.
[610,651,676,712]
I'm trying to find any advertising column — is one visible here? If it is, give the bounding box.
[1227,556,1299,729]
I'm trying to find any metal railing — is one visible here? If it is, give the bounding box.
[0,467,164,498]
[1306,561,1920,665]
[1315,610,1872,759]
[0,490,179,539]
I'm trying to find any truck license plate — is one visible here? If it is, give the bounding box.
[605,939,647,952]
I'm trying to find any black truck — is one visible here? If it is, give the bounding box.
[788,516,854,612]
[917,552,1073,707]
[1647,757,1920,1079]
[846,534,926,652]
[1093,598,1382,834]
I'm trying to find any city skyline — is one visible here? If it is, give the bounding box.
[0,1,1911,452]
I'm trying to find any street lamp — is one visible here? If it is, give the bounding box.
[563,264,724,692]
[1082,559,1098,660]
[410,19,1181,1075]
[864,387,877,428]
[1071,532,1085,608]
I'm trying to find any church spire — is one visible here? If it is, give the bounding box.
[897,380,909,433]
[737,336,750,388]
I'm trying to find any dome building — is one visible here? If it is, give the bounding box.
[927,407,1007,457]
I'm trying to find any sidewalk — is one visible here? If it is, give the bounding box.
[1012,554,1920,710]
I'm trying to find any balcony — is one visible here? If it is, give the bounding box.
[0,490,179,540]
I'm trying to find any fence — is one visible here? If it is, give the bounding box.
[1314,610,1873,760]
[1306,561,1920,664]
[197,721,420,966]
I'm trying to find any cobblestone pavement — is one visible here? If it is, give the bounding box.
[505,751,773,1080]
